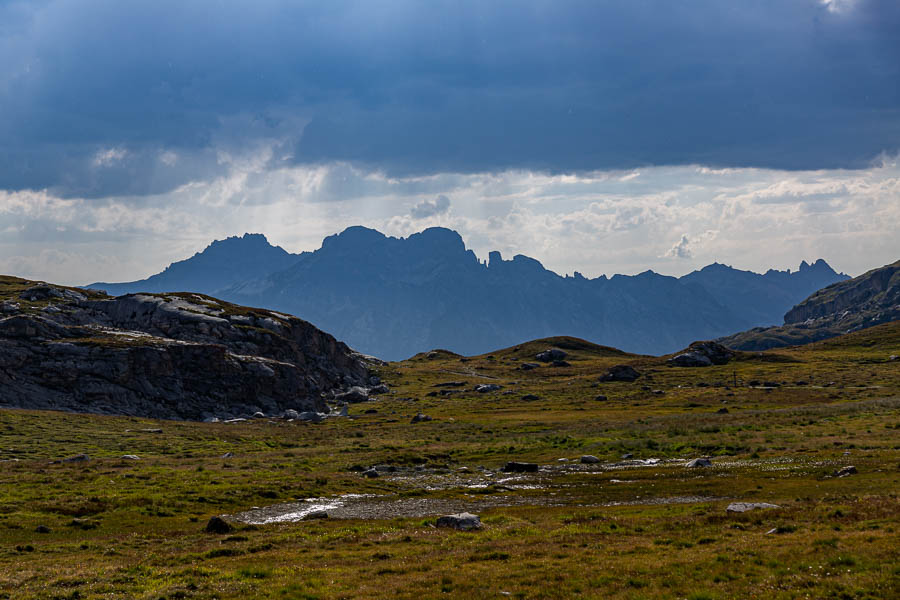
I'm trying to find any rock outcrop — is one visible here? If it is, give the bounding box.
[0,276,370,420]
[721,260,900,351]
[667,341,735,367]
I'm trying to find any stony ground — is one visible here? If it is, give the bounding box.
[1,324,898,599]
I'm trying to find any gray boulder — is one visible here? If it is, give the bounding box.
[668,341,735,367]
[668,352,713,367]
[436,512,482,531]
[580,455,600,464]
[410,413,432,423]
[599,365,641,382]
[686,457,712,468]
[535,348,567,362]
[335,386,369,403]
[204,516,233,534]
[834,465,857,477]
[475,384,502,393]
[726,502,780,513]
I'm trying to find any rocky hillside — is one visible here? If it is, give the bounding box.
[0,276,370,420]
[720,260,900,351]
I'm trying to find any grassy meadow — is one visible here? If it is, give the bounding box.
[1,323,899,599]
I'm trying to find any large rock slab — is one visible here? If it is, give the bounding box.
[0,283,370,420]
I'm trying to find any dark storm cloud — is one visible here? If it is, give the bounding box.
[1,0,898,198]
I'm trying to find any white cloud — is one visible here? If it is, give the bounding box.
[2,158,900,285]
[92,147,128,168]
[410,195,450,219]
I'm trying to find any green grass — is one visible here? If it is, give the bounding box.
[0,322,899,598]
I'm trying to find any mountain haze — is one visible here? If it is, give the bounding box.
[89,227,848,360]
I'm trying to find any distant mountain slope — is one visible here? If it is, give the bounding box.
[87,226,849,360]
[680,259,848,327]
[720,260,900,350]
[221,226,744,359]
[89,233,300,297]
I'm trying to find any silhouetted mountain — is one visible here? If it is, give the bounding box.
[89,233,299,296]
[89,227,849,360]
[680,259,848,327]
[721,259,900,350]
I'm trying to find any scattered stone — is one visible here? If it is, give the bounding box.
[551,360,571,367]
[335,386,369,403]
[521,394,540,401]
[726,502,780,513]
[68,518,98,530]
[762,381,781,388]
[369,383,390,395]
[667,341,735,368]
[834,465,857,477]
[303,510,329,520]
[475,384,502,393]
[298,411,325,423]
[502,461,539,473]
[599,365,641,382]
[890,355,898,361]
[362,468,380,478]
[205,516,233,534]
[35,525,50,534]
[364,408,378,414]
[221,452,234,459]
[668,353,713,367]
[594,394,608,401]
[535,348,567,362]
[716,407,729,414]
[433,381,467,388]
[621,453,634,459]
[283,409,300,420]
[686,458,712,468]
[426,352,439,359]
[410,413,432,423]
[0,300,20,314]
[59,454,90,463]
[651,389,665,395]
[120,455,140,460]
[519,363,540,371]
[580,455,600,464]
[436,512,482,531]
[252,411,266,418]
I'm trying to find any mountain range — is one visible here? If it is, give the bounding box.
[89,227,849,360]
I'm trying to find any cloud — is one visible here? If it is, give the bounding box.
[3,160,900,285]
[410,195,450,219]
[0,1,898,198]
[664,230,719,260]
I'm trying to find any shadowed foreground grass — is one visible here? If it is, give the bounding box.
[1,323,899,599]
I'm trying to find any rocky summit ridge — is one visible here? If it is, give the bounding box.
[0,276,371,420]
[88,227,848,360]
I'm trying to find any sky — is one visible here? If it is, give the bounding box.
[1,0,898,285]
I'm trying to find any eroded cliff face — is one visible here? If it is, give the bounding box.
[784,261,900,326]
[720,260,900,351]
[0,278,370,420]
